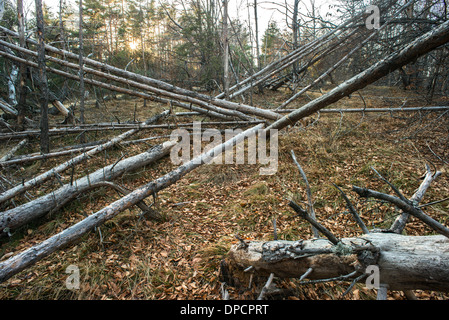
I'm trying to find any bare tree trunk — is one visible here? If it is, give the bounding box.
[78,0,85,143]
[254,0,260,71]
[225,233,449,292]
[0,140,176,234]
[35,0,49,154]
[292,0,300,78]
[0,31,279,121]
[222,0,230,99]
[0,139,27,162]
[0,110,169,204]
[0,46,240,121]
[17,0,27,131]
[59,0,68,100]
[266,20,449,131]
[0,124,264,283]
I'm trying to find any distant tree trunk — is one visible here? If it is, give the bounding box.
[292,0,300,78]
[79,0,85,143]
[17,0,27,131]
[59,0,68,100]
[254,0,260,70]
[222,0,230,99]
[35,0,50,154]
[7,64,18,107]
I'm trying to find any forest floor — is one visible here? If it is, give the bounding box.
[0,85,448,300]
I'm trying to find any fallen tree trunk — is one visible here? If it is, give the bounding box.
[0,99,34,126]
[0,31,281,121]
[0,145,97,167]
[0,139,27,162]
[0,124,264,283]
[276,0,415,110]
[227,28,358,100]
[0,48,242,121]
[266,19,449,131]
[277,106,449,113]
[50,100,71,119]
[215,14,361,99]
[0,110,169,204]
[224,160,449,295]
[0,140,176,234]
[225,233,449,292]
[0,120,263,141]
[1,10,447,289]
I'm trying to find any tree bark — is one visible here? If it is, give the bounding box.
[0,140,176,234]
[0,110,169,204]
[78,0,86,143]
[225,233,449,292]
[16,0,27,130]
[0,124,264,283]
[222,0,229,99]
[266,19,449,131]
[35,0,50,154]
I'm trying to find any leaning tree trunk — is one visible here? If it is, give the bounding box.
[0,42,252,121]
[267,19,449,131]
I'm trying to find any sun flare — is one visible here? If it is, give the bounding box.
[129,40,138,51]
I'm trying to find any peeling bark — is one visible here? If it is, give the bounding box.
[225,233,449,292]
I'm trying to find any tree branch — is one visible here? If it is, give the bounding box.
[352,186,449,238]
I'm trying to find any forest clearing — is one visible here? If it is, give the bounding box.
[0,0,448,301]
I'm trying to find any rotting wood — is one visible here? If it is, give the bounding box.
[224,160,449,296]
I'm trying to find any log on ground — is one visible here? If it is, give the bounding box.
[0,140,176,234]
[224,232,449,292]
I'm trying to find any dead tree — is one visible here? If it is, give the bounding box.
[276,0,415,110]
[0,139,28,162]
[0,26,280,121]
[0,110,170,204]
[0,140,176,235]
[34,0,50,153]
[1,8,448,291]
[267,19,449,131]
[0,47,239,121]
[16,0,27,130]
[223,163,449,297]
[0,124,264,283]
[0,40,257,121]
[78,0,86,143]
